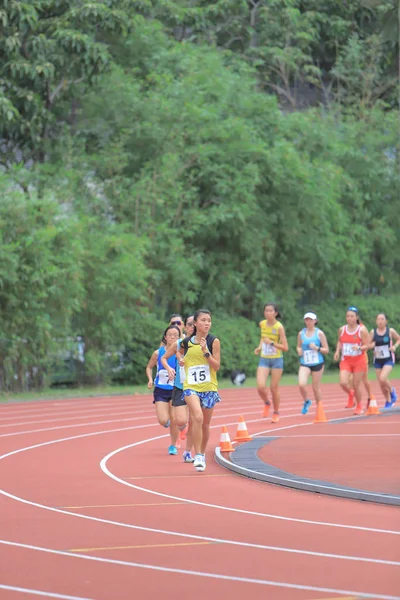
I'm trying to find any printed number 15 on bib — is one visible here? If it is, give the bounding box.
[187,365,211,385]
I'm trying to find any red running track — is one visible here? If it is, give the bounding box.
[0,382,399,600]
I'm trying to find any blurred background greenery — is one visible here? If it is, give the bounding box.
[0,1,398,394]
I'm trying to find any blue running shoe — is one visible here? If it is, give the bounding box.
[168,445,178,455]
[301,399,312,415]
[390,388,397,405]
[183,451,194,463]
[384,399,392,409]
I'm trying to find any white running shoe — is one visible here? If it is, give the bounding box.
[193,454,206,472]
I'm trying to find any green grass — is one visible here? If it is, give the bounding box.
[1,365,399,404]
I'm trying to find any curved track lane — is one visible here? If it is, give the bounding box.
[0,383,399,599]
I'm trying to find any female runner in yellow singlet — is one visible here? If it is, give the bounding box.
[165,309,221,472]
[254,303,289,423]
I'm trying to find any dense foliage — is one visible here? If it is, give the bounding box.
[0,1,398,390]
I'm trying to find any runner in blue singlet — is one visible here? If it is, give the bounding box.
[296,312,329,415]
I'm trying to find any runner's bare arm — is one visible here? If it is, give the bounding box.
[318,331,329,355]
[359,326,370,352]
[389,328,400,352]
[275,325,289,352]
[333,327,342,361]
[368,329,376,350]
[202,338,221,372]
[296,332,303,356]
[161,341,180,380]
[163,341,179,361]
[145,350,159,388]
[254,321,263,354]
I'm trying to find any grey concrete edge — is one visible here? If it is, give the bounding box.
[214,446,400,506]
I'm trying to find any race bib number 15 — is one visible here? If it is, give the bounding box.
[187,365,211,385]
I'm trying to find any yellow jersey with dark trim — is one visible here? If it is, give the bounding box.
[183,339,218,392]
[260,320,283,359]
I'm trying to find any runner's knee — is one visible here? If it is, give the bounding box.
[176,414,187,428]
[192,411,204,426]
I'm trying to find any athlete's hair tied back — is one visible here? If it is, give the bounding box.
[264,303,281,320]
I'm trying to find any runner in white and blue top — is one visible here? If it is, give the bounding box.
[146,325,180,455]
[162,316,196,462]
[299,328,324,369]
[297,312,329,415]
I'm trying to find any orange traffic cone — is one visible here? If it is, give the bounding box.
[234,416,252,442]
[314,402,328,423]
[219,426,234,452]
[366,395,380,415]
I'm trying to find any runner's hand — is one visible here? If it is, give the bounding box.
[147,380,153,389]
[200,337,208,353]
[167,367,176,381]
[254,347,260,355]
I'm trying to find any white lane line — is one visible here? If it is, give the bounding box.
[0,399,144,418]
[3,479,399,564]
[0,390,269,414]
[0,408,268,438]
[0,395,296,423]
[0,411,158,430]
[0,393,263,418]
[344,420,400,425]
[0,418,160,439]
[100,425,400,534]
[0,401,358,439]
[0,391,356,421]
[264,433,400,438]
[0,541,398,600]
[0,584,93,599]
[1,421,398,536]
[0,404,154,423]
[250,413,399,439]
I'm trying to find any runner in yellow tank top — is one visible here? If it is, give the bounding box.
[254,303,289,423]
[259,320,283,359]
[164,309,221,473]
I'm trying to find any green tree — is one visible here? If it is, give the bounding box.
[332,33,397,108]
[72,215,150,383]
[0,0,138,164]
[153,0,398,109]
[0,173,84,391]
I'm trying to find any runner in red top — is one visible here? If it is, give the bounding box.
[346,320,373,409]
[334,306,370,415]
